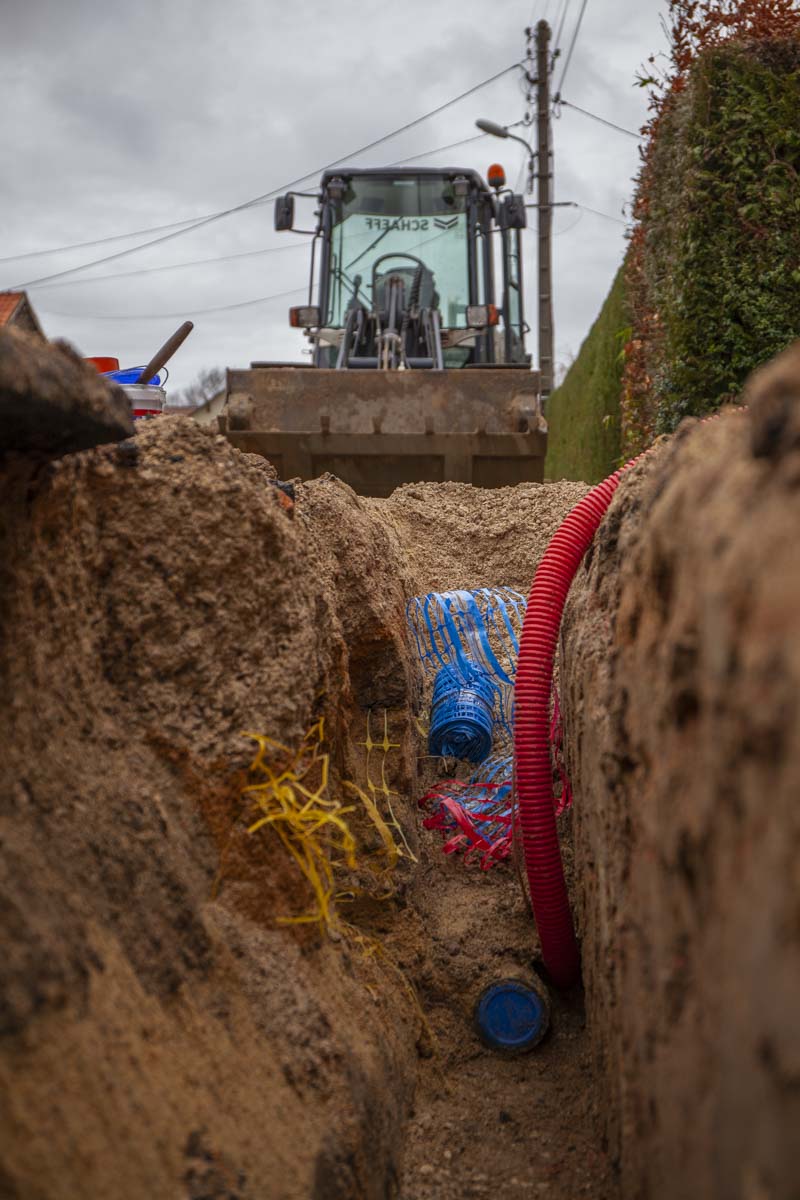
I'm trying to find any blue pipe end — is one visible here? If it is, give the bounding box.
[474,979,550,1054]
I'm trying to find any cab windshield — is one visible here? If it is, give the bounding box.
[325,174,470,328]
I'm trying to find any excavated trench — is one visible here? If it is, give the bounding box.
[1,334,798,1199]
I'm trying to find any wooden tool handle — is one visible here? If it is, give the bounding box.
[136,320,194,384]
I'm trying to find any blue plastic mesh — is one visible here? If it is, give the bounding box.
[406,587,527,740]
[428,662,495,763]
[473,749,514,787]
[461,751,514,838]
[409,589,526,866]
[419,752,515,869]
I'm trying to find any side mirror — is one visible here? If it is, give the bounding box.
[274,194,295,232]
[500,194,527,231]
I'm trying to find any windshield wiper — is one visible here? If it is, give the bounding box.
[346,224,394,271]
[330,257,363,303]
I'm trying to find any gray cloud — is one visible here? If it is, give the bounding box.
[2,0,668,388]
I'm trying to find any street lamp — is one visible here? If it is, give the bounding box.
[477,115,551,403]
[475,119,535,192]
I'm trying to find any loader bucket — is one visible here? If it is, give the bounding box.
[220,366,547,496]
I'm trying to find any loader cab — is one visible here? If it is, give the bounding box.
[275,167,529,370]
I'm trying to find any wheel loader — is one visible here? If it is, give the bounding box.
[220,165,547,496]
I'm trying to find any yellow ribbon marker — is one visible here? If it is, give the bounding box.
[357,709,417,863]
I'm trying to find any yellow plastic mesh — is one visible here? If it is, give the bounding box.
[356,708,417,864]
[241,720,355,931]
[238,718,434,1048]
[240,714,414,931]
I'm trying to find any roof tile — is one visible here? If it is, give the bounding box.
[0,293,22,325]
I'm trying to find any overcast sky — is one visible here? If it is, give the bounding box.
[1,0,668,394]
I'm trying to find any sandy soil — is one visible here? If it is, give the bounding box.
[9,334,798,1199]
[12,333,798,1200]
[378,478,588,595]
[393,833,617,1200]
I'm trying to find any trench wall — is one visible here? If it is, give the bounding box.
[0,411,425,1200]
[560,345,800,1199]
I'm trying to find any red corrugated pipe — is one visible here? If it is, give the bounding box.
[516,412,746,987]
[513,463,635,988]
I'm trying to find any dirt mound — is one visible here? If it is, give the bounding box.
[560,347,800,1198]
[379,479,588,595]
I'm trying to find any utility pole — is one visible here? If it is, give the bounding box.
[535,20,554,405]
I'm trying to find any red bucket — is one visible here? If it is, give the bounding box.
[86,356,120,373]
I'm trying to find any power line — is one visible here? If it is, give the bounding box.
[36,130,513,317]
[525,199,627,225]
[40,190,483,321]
[41,165,540,320]
[386,131,488,167]
[576,202,627,225]
[9,206,280,293]
[0,216,209,266]
[36,283,308,322]
[37,208,627,324]
[556,0,589,95]
[27,133,496,293]
[6,63,520,291]
[553,208,583,236]
[553,0,573,53]
[0,97,509,271]
[28,241,308,290]
[557,97,641,139]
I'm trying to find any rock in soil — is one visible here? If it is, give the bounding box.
[0,328,133,457]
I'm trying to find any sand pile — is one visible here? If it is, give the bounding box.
[378,478,587,595]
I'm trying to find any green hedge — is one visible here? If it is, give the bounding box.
[643,39,800,433]
[545,264,628,483]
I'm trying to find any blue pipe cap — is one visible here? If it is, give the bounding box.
[474,978,550,1054]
